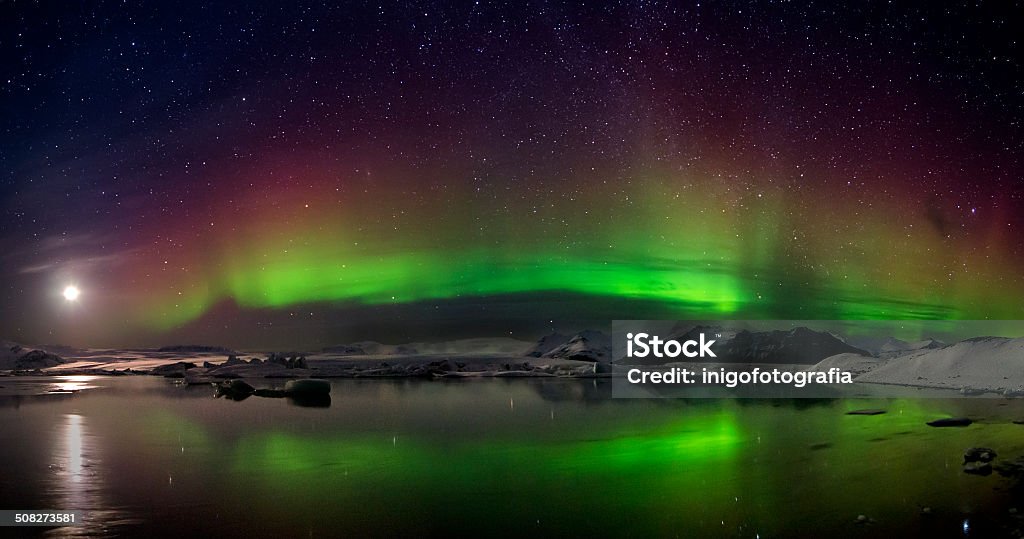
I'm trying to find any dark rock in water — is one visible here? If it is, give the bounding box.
[965,447,997,464]
[202,361,215,369]
[846,409,886,416]
[284,378,330,396]
[809,442,832,451]
[994,457,1024,479]
[963,461,993,476]
[214,379,255,400]
[226,379,254,393]
[1012,420,1024,425]
[927,417,973,427]
[150,361,197,375]
[223,355,245,366]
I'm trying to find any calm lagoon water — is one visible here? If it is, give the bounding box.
[1,376,1023,538]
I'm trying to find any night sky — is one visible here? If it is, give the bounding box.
[2,1,1022,348]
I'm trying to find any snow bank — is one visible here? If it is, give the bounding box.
[855,337,1024,392]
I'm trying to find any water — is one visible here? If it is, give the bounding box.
[1,376,1023,538]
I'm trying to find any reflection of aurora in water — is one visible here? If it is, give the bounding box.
[215,396,1022,537]
[3,378,1023,537]
[126,381,1024,537]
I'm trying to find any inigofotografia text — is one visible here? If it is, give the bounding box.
[626,367,854,388]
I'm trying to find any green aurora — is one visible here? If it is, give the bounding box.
[123,168,1022,334]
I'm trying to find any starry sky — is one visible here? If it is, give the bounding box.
[1,1,1022,348]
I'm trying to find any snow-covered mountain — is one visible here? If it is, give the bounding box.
[666,324,740,345]
[322,338,533,356]
[714,326,871,364]
[0,342,65,370]
[526,333,571,357]
[878,337,945,358]
[539,331,611,362]
[848,336,946,357]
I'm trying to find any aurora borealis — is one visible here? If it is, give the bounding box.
[2,1,1023,347]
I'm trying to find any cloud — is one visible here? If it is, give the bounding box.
[17,250,137,275]
[15,234,139,275]
[2,231,139,275]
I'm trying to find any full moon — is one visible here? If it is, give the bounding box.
[63,285,81,301]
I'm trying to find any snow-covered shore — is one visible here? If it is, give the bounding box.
[2,332,616,380]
